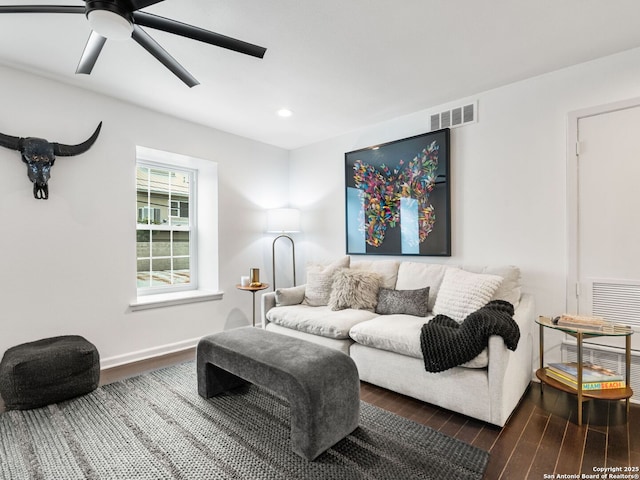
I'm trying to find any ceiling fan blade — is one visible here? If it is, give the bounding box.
[132,11,266,59]
[76,31,107,75]
[123,0,164,11]
[131,25,198,88]
[0,5,85,14]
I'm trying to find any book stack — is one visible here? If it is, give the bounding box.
[545,362,625,390]
[555,314,608,330]
[553,314,633,333]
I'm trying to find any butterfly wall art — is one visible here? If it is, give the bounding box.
[344,129,450,256]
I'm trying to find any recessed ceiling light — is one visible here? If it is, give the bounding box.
[277,108,293,118]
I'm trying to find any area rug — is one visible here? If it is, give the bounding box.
[0,361,489,479]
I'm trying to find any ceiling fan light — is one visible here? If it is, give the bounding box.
[87,9,133,41]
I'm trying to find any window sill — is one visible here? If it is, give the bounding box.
[130,290,224,311]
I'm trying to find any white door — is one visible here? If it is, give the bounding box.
[569,100,640,350]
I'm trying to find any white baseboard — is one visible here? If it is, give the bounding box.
[100,337,200,370]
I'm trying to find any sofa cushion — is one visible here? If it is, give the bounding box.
[275,285,306,306]
[461,265,521,307]
[375,287,430,317]
[432,268,503,323]
[303,256,350,306]
[394,262,449,312]
[350,260,400,289]
[485,265,521,307]
[328,269,381,311]
[349,315,488,368]
[266,304,378,339]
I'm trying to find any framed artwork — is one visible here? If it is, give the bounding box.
[345,128,450,256]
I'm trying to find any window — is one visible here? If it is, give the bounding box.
[136,163,195,293]
[170,200,188,219]
[138,206,161,224]
[131,146,221,310]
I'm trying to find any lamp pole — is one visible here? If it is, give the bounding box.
[271,234,296,290]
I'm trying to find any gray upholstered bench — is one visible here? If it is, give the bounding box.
[0,335,100,410]
[197,327,360,460]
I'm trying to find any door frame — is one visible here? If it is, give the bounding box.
[566,96,640,314]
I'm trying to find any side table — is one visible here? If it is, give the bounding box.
[236,284,269,327]
[536,316,633,425]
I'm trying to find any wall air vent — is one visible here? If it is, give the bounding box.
[592,280,640,329]
[430,101,477,131]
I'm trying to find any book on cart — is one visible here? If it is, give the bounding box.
[547,362,624,383]
[544,368,626,390]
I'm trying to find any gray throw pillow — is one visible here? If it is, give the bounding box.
[375,286,430,317]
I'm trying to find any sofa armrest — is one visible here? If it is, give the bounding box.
[487,293,535,425]
[261,285,307,329]
[261,292,277,329]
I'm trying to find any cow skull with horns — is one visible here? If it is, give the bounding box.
[0,122,102,199]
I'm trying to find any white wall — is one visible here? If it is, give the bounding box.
[4,46,640,370]
[289,46,640,365]
[0,65,289,366]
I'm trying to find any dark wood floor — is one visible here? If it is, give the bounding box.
[361,381,640,479]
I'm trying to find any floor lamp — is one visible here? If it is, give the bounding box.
[267,208,301,290]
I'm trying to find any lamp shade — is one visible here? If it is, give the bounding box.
[266,208,301,233]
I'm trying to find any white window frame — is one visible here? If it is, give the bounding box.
[136,161,196,295]
[131,146,222,311]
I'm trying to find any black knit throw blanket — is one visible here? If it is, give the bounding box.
[420,300,520,373]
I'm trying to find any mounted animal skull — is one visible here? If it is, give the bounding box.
[0,122,102,199]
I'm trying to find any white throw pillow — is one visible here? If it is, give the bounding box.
[484,265,521,307]
[459,264,522,308]
[275,285,306,306]
[432,268,503,323]
[303,256,350,306]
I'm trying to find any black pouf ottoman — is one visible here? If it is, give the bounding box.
[0,335,100,410]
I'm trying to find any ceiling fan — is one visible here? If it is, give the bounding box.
[0,0,267,87]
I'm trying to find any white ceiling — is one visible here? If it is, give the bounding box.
[0,0,640,150]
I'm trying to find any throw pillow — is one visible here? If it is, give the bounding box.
[275,285,306,306]
[395,262,450,312]
[350,260,400,289]
[484,265,521,308]
[432,268,503,323]
[328,268,381,311]
[459,264,522,308]
[303,256,350,306]
[375,286,430,317]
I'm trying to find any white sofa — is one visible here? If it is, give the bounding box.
[261,258,534,427]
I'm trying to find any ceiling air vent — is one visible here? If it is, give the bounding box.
[430,101,477,131]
